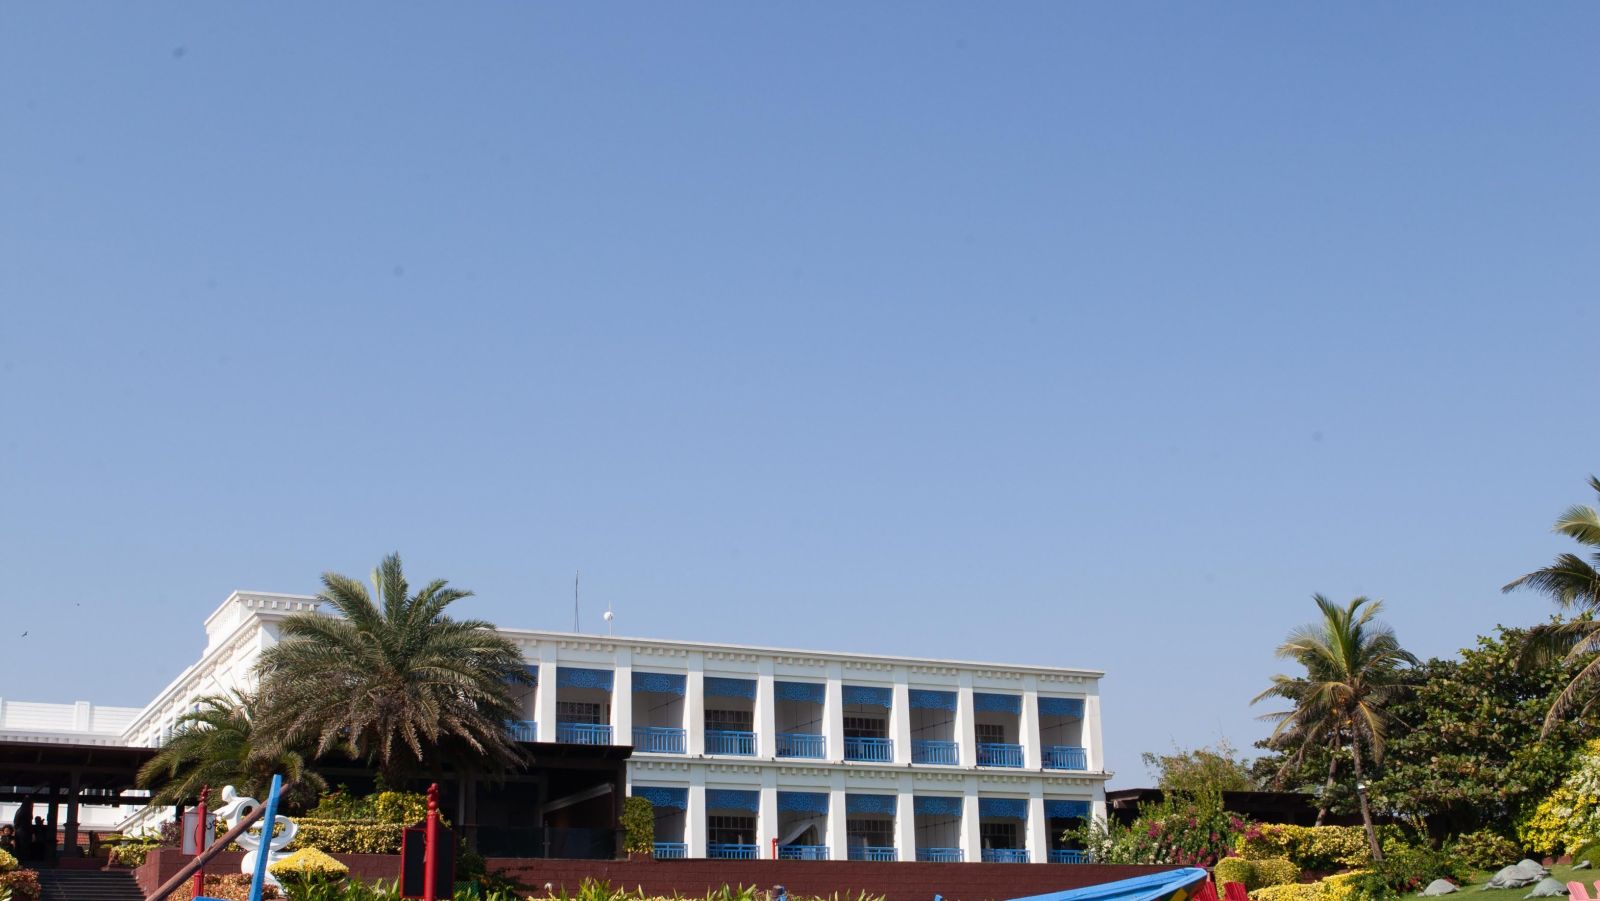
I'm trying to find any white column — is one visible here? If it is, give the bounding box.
[956,673,976,768]
[827,776,849,862]
[757,658,777,759]
[687,770,708,859]
[537,644,559,742]
[687,653,706,756]
[895,774,917,863]
[758,771,779,860]
[1021,677,1043,770]
[1084,683,1104,772]
[1026,787,1048,864]
[891,674,912,765]
[960,778,981,864]
[825,663,845,762]
[613,648,633,747]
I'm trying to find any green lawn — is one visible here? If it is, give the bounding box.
[1456,865,1592,895]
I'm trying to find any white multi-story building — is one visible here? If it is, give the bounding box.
[9,591,1110,864]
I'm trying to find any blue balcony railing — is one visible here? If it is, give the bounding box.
[1043,746,1088,771]
[977,742,1024,767]
[983,848,1030,863]
[708,842,760,859]
[705,729,757,756]
[917,848,964,862]
[844,736,894,762]
[653,842,687,859]
[912,739,959,765]
[848,846,898,862]
[1050,849,1093,863]
[778,844,830,860]
[557,722,612,745]
[507,720,538,742]
[777,732,826,758]
[632,726,687,754]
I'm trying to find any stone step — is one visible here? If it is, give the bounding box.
[36,869,146,901]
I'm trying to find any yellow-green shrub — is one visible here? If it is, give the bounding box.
[285,819,405,855]
[1215,857,1299,891]
[1236,824,1397,871]
[0,850,16,874]
[1252,884,1321,901]
[269,847,349,880]
[1319,872,1367,901]
[1519,738,1600,856]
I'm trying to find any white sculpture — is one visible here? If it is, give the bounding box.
[214,785,298,891]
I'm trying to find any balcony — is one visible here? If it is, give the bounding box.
[632,726,686,754]
[557,722,612,745]
[982,848,1030,863]
[911,739,958,765]
[777,845,830,860]
[653,842,687,859]
[848,846,898,862]
[844,736,894,762]
[977,742,1024,767]
[705,729,757,756]
[1050,850,1093,864]
[776,732,826,759]
[708,842,760,859]
[1043,745,1088,770]
[507,720,538,742]
[917,848,964,862]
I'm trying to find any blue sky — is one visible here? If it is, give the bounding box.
[2,3,1597,782]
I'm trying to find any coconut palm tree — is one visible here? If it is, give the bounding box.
[1256,676,1346,826]
[136,691,325,808]
[255,553,530,785]
[1504,475,1600,734]
[1253,595,1416,860]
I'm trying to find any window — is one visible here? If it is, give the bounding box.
[706,709,753,730]
[708,815,755,845]
[557,701,605,724]
[848,818,894,846]
[976,723,1006,744]
[982,821,1019,849]
[844,716,886,739]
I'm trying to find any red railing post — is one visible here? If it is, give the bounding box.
[423,783,439,901]
[190,786,210,899]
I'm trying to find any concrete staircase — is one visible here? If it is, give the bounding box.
[36,869,147,901]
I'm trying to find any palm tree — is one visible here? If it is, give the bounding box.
[136,691,325,808]
[255,553,530,785]
[1256,676,1345,826]
[1253,595,1416,861]
[1504,475,1600,734]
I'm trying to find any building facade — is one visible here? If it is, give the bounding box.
[6,591,1109,864]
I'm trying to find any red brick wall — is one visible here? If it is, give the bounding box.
[133,849,403,897]
[487,859,1183,901]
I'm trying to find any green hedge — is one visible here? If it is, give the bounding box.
[287,820,407,855]
[1236,824,1401,871]
[622,797,655,854]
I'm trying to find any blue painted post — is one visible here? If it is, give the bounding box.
[246,775,283,901]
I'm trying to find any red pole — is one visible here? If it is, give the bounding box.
[190,786,209,900]
[423,783,439,901]
[771,838,778,860]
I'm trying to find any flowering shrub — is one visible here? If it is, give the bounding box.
[167,874,281,901]
[1215,857,1299,890]
[1518,738,1600,856]
[1234,824,1402,870]
[1069,789,1249,866]
[0,850,15,874]
[1251,872,1368,901]
[271,847,350,880]
[0,870,40,901]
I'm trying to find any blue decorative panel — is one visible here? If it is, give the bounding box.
[979,797,1028,819]
[1045,800,1091,820]
[706,789,760,812]
[557,667,614,691]
[908,689,956,710]
[632,671,686,695]
[1039,697,1085,718]
[973,692,1021,715]
[842,685,892,708]
[704,677,756,700]
[633,786,687,810]
[777,791,829,814]
[914,796,963,816]
[774,681,825,704]
[845,794,898,815]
